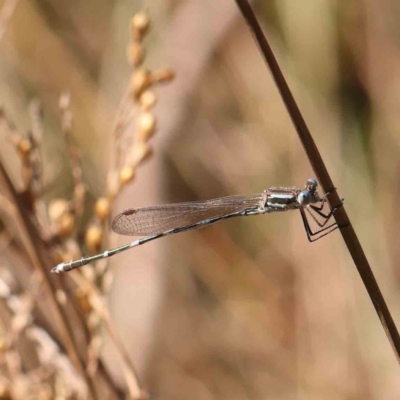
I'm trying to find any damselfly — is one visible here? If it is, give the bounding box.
[52,178,340,273]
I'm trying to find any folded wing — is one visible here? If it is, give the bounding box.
[112,194,263,236]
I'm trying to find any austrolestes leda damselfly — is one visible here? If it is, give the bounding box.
[52,178,340,273]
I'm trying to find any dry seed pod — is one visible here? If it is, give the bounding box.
[59,213,75,236]
[127,42,145,66]
[107,173,120,200]
[95,197,110,221]
[119,166,135,186]
[151,68,175,83]
[130,11,150,41]
[88,311,101,329]
[82,264,96,281]
[74,183,86,203]
[56,289,67,305]
[139,90,157,111]
[138,112,156,140]
[17,139,31,158]
[85,226,103,253]
[48,199,69,222]
[130,68,152,98]
[12,312,32,334]
[127,141,153,166]
[76,288,91,314]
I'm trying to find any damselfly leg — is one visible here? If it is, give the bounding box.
[300,192,342,242]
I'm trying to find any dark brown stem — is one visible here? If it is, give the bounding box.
[235,0,400,364]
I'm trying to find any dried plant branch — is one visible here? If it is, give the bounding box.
[1,9,174,398]
[59,93,86,234]
[235,0,400,364]
[0,161,99,399]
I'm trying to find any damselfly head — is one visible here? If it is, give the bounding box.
[297,190,312,206]
[299,179,320,206]
[305,178,318,192]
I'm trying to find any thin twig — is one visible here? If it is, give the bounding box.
[234,0,400,364]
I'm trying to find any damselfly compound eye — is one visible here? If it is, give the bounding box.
[298,190,311,206]
[306,178,318,191]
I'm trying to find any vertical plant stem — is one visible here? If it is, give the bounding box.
[234,0,400,365]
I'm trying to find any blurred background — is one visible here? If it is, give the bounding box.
[1,0,400,399]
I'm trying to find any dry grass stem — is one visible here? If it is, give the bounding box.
[235,0,400,365]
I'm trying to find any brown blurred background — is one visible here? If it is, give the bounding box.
[1,0,400,399]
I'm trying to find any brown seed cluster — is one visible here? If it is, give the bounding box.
[45,93,86,245]
[84,10,175,256]
[115,10,175,193]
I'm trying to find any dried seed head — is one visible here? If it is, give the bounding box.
[76,288,91,314]
[56,289,67,305]
[151,68,175,83]
[138,112,156,140]
[48,199,69,222]
[130,68,152,98]
[17,139,31,157]
[95,197,110,221]
[74,183,86,203]
[127,42,145,66]
[85,226,103,253]
[14,312,34,334]
[88,311,101,329]
[82,265,96,281]
[59,213,75,236]
[131,11,150,41]
[107,173,120,200]
[119,166,135,186]
[127,141,153,166]
[139,90,157,111]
